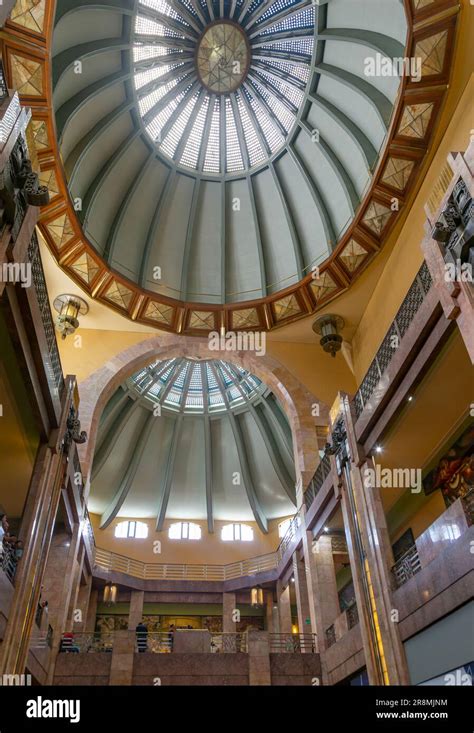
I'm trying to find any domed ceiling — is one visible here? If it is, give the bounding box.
[3,0,455,333]
[90,357,296,533]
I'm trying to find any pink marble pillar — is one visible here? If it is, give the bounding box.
[222,592,237,632]
[292,553,311,636]
[128,591,145,630]
[277,580,292,634]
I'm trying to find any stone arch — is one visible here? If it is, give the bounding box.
[77,334,329,498]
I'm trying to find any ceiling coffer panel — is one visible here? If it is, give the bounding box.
[51,0,409,306]
[90,358,297,533]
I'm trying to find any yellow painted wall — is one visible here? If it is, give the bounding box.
[352,7,474,386]
[90,513,286,565]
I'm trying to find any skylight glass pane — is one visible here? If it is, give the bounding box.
[203,98,221,174]
[180,97,209,168]
[235,92,265,166]
[161,92,198,158]
[225,97,244,172]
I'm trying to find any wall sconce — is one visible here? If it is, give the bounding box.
[53,294,88,340]
[250,585,264,607]
[103,582,117,606]
[312,314,345,357]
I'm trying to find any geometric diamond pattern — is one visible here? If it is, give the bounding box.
[414,0,434,8]
[309,271,338,301]
[38,168,59,198]
[189,310,215,329]
[30,119,49,150]
[144,301,174,325]
[273,294,301,321]
[103,281,134,310]
[232,308,259,329]
[397,103,434,139]
[10,0,46,34]
[44,213,75,250]
[339,239,368,273]
[70,251,100,285]
[10,54,43,95]
[362,201,392,235]
[415,31,448,77]
[381,158,415,191]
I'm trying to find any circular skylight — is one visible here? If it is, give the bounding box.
[196,21,250,93]
[128,357,266,414]
[133,0,314,175]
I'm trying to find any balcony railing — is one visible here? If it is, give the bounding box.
[0,544,18,583]
[353,261,433,419]
[269,633,316,653]
[346,603,359,630]
[304,454,331,510]
[57,632,114,653]
[27,232,64,399]
[210,632,248,653]
[0,60,8,100]
[391,544,422,589]
[276,514,301,561]
[325,624,336,649]
[94,546,278,581]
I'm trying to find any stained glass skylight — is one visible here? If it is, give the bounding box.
[128,357,265,414]
[133,0,315,175]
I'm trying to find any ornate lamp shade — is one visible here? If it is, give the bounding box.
[251,585,264,607]
[103,582,117,606]
[53,294,88,340]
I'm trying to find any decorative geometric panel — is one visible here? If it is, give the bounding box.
[188,310,215,329]
[38,168,59,197]
[362,201,392,235]
[415,31,448,77]
[69,251,100,285]
[30,119,49,149]
[273,294,301,321]
[381,158,415,191]
[414,0,434,9]
[10,0,46,34]
[103,281,133,310]
[44,213,74,250]
[144,301,174,325]
[196,22,249,93]
[339,239,368,273]
[310,271,338,301]
[397,103,434,139]
[232,308,259,329]
[10,54,43,95]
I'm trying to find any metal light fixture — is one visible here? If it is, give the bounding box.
[53,294,88,340]
[103,582,117,606]
[251,585,264,607]
[312,314,345,357]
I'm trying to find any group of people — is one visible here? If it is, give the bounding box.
[135,621,177,652]
[0,512,23,579]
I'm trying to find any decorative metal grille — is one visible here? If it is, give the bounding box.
[325,624,336,649]
[391,544,421,588]
[354,261,433,419]
[346,603,359,630]
[0,61,8,100]
[269,633,316,653]
[304,454,331,510]
[27,232,65,398]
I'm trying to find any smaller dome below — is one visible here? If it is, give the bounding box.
[128,357,266,414]
[197,21,250,93]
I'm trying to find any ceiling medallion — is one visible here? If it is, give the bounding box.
[196,21,250,94]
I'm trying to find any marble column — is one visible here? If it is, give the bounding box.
[277,580,292,633]
[335,393,410,685]
[73,575,93,632]
[109,630,135,685]
[85,589,98,632]
[292,552,311,636]
[248,631,271,685]
[128,590,145,630]
[222,592,237,632]
[265,590,278,633]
